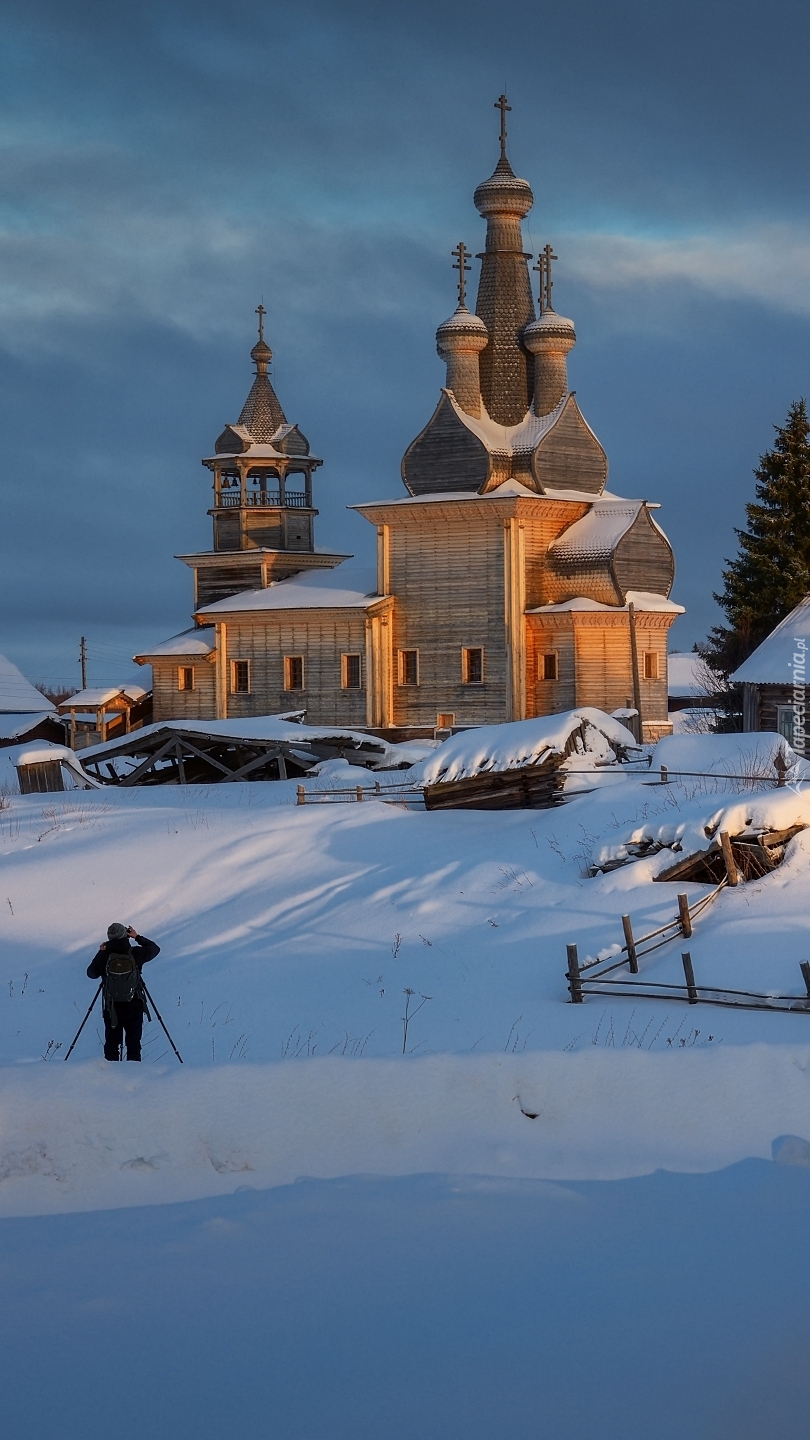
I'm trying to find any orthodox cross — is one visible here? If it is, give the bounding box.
[495,94,511,158]
[533,244,558,311]
[452,242,471,307]
[255,302,266,342]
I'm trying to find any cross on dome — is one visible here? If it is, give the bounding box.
[533,243,558,312]
[255,302,266,342]
[451,242,471,307]
[494,93,511,158]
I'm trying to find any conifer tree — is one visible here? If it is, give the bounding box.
[704,399,810,676]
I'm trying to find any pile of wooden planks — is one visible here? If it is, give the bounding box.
[654,824,806,885]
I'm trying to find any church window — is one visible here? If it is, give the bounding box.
[342,654,362,689]
[539,653,558,681]
[643,651,659,681]
[285,655,305,691]
[462,648,484,684]
[231,660,251,694]
[398,650,419,685]
[177,666,195,692]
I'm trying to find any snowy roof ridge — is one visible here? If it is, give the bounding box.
[133,627,216,661]
[731,594,810,685]
[196,566,385,616]
[0,653,56,714]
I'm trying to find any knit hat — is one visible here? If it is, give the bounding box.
[107,922,128,940]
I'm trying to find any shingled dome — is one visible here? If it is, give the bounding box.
[236,336,287,442]
[473,153,534,218]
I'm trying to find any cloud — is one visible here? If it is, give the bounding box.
[563,224,810,320]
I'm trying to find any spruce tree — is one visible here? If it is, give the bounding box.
[705,398,810,676]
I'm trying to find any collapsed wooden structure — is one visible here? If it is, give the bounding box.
[79,720,393,787]
[16,716,396,790]
[421,708,640,812]
[654,824,807,885]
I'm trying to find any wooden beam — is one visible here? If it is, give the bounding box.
[119,736,179,787]
[719,831,739,886]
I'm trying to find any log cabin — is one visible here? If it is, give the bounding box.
[732,593,809,754]
[135,101,682,741]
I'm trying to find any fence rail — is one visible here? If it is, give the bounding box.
[573,952,810,1015]
[296,782,423,806]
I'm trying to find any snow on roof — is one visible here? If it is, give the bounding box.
[445,388,566,455]
[13,742,103,787]
[668,652,708,697]
[593,769,810,872]
[0,653,55,714]
[416,708,640,786]
[196,566,384,616]
[548,500,643,565]
[58,686,146,710]
[353,489,623,511]
[651,730,802,776]
[78,713,395,763]
[133,627,216,660]
[528,591,684,615]
[0,712,61,741]
[731,594,810,685]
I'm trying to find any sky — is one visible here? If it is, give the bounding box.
[1,0,810,689]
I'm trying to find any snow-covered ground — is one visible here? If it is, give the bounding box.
[2,749,810,1436]
[1,760,810,1207]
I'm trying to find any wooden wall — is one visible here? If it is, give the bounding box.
[220,611,371,726]
[150,659,217,722]
[526,609,674,723]
[385,502,508,727]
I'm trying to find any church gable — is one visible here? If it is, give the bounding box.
[612,508,675,601]
[215,424,251,455]
[401,392,490,496]
[272,424,310,456]
[531,395,607,496]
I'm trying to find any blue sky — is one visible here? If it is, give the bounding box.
[1,0,809,687]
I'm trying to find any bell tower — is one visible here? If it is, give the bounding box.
[178,308,348,608]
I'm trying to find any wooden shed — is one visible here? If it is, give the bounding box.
[732,595,809,756]
[58,686,152,750]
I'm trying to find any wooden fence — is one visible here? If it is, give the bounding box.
[296,782,423,806]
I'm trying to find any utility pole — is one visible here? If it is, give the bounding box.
[80,636,87,691]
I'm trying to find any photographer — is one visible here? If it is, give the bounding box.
[87,923,160,1062]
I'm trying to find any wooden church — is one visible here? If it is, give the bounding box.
[135,100,681,742]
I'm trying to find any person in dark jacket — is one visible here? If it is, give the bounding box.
[87,923,160,1062]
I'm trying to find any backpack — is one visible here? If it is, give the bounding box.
[104,951,143,1026]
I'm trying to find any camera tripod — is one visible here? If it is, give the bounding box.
[64,979,183,1063]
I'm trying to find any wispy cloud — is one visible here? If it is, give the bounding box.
[563,224,810,319]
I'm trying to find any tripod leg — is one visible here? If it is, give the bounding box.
[64,983,103,1061]
[140,982,183,1064]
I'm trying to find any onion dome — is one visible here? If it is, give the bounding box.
[522,308,576,352]
[436,304,489,358]
[250,337,273,372]
[473,154,534,219]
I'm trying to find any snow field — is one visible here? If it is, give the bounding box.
[0,765,808,1215]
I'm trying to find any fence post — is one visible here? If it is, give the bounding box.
[566,944,583,1004]
[621,914,639,974]
[800,961,810,999]
[297,785,305,806]
[719,831,739,886]
[682,950,698,1004]
[677,893,693,939]
[661,765,668,784]
[356,786,363,802]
